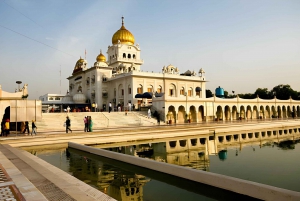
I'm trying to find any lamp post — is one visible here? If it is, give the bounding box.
[184,92,188,123]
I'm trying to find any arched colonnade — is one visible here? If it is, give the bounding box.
[166,101,300,124]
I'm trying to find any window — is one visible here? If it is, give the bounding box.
[148,88,152,92]
[196,91,200,96]
[123,53,126,58]
[188,89,192,96]
[157,86,162,93]
[133,54,136,59]
[169,89,174,96]
[128,54,131,59]
[122,89,124,96]
[55,97,60,100]
[128,88,131,94]
[137,86,143,94]
[180,87,185,95]
[49,97,53,100]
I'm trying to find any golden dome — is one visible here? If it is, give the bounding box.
[112,17,135,45]
[96,50,106,62]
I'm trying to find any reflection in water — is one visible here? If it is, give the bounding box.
[26,125,300,199]
[67,148,150,201]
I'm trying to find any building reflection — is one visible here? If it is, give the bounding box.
[98,125,300,172]
[67,148,150,201]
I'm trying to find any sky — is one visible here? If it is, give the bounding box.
[1,0,300,99]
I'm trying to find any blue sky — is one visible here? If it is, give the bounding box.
[1,0,300,99]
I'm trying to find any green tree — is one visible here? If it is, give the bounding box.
[254,88,271,99]
[270,84,298,100]
[206,89,213,98]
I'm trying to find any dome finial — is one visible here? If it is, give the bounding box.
[100,49,102,54]
[122,16,124,26]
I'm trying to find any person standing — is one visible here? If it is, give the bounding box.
[83,116,88,132]
[109,102,112,113]
[1,121,5,136]
[66,116,72,133]
[23,121,30,134]
[31,120,37,135]
[67,106,70,113]
[128,102,132,112]
[117,102,121,112]
[88,116,93,132]
[148,108,151,119]
[4,120,10,136]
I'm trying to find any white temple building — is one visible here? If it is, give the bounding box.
[40,17,300,123]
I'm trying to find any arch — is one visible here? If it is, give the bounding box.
[137,84,143,94]
[277,106,282,118]
[240,106,245,119]
[271,106,277,118]
[169,84,176,97]
[253,106,258,119]
[282,106,287,118]
[297,106,300,117]
[157,85,163,93]
[198,105,205,121]
[180,87,185,95]
[232,106,237,120]
[167,106,176,124]
[287,106,292,118]
[128,54,131,59]
[133,54,136,59]
[216,106,223,120]
[246,105,252,119]
[265,106,271,118]
[224,105,231,120]
[77,86,82,92]
[123,53,126,58]
[178,106,185,123]
[190,106,196,123]
[259,106,264,119]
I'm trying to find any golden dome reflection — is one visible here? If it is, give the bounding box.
[96,50,106,62]
[112,17,135,45]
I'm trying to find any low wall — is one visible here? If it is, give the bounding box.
[69,142,300,201]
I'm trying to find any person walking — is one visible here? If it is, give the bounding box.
[65,116,72,133]
[23,121,30,134]
[31,120,37,135]
[83,116,88,132]
[109,102,112,113]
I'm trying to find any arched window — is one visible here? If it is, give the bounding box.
[147,85,153,92]
[157,85,162,93]
[133,54,136,59]
[188,87,193,97]
[78,86,82,92]
[128,54,131,59]
[123,53,126,58]
[137,84,143,94]
[169,84,176,97]
[180,87,185,95]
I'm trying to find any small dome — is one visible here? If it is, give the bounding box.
[112,17,135,45]
[96,50,106,62]
[73,56,87,75]
[73,93,86,104]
